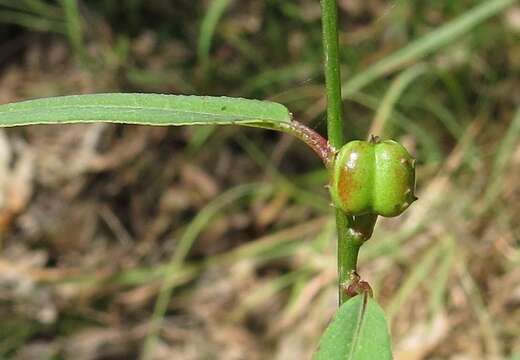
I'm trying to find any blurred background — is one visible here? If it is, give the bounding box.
[0,0,519,359]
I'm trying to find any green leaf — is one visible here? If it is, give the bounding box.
[197,0,234,69]
[314,294,392,360]
[342,0,516,98]
[0,93,292,128]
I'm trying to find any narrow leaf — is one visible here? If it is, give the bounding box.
[0,93,291,128]
[197,0,234,68]
[342,0,516,97]
[314,294,392,360]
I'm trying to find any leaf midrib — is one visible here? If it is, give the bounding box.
[346,294,369,360]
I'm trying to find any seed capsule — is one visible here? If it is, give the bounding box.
[329,138,417,217]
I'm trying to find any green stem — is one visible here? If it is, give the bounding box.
[320,0,344,147]
[335,213,360,304]
[320,0,368,305]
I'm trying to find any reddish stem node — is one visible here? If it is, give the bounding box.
[343,271,373,298]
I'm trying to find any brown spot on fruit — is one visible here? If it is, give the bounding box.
[337,166,357,205]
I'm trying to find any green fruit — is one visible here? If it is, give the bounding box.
[330,138,417,217]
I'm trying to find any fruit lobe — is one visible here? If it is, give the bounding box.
[330,139,416,217]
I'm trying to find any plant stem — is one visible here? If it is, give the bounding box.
[320,0,344,147]
[320,0,365,305]
[335,213,359,303]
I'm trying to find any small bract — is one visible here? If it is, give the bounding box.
[330,137,417,217]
